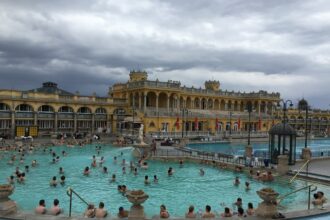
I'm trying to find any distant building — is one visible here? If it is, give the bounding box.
[0,71,328,138]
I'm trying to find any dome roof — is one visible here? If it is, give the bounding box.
[269,123,296,135]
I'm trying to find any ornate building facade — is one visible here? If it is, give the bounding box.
[1,71,329,138]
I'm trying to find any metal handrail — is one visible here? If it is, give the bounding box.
[66,187,89,217]
[289,160,310,183]
[277,184,317,210]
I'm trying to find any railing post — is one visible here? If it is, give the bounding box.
[308,185,311,210]
[69,188,73,217]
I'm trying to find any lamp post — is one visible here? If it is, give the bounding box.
[277,99,293,124]
[298,99,309,148]
[298,99,311,172]
[244,101,253,158]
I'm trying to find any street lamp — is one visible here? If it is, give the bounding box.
[298,99,309,148]
[277,99,293,123]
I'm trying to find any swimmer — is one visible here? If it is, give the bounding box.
[234,198,243,208]
[199,168,205,176]
[141,162,148,170]
[50,176,57,187]
[234,177,240,185]
[62,150,67,156]
[113,156,117,163]
[154,175,159,183]
[99,156,105,166]
[122,159,126,166]
[60,176,65,185]
[144,175,150,185]
[168,167,174,176]
[84,166,90,176]
[122,166,126,174]
[134,167,138,176]
[35,199,47,214]
[179,160,184,168]
[103,166,108,174]
[59,167,64,174]
[8,175,15,184]
[111,174,116,182]
[245,182,250,190]
[25,165,29,173]
[32,160,37,167]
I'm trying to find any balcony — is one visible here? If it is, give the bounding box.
[0,112,11,118]
[58,113,74,119]
[15,112,34,118]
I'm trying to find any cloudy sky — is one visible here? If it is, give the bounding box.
[1,0,330,108]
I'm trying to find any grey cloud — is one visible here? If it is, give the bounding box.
[0,0,329,108]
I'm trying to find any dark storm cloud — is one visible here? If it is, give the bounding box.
[0,0,330,107]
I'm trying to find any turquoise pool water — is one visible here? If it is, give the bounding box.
[188,138,330,157]
[0,144,329,217]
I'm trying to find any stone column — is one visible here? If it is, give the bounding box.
[74,113,77,133]
[264,104,268,114]
[277,155,289,175]
[258,101,261,115]
[11,111,15,138]
[54,112,58,133]
[301,148,312,160]
[91,113,95,134]
[156,94,159,112]
[237,103,241,112]
[132,94,136,108]
[167,97,170,112]
[143,94,147,112]
[199,99,202,109]
[138,94,142,110]
[34,111,38,126]
[225,101,228,111]
[0,184,17,216]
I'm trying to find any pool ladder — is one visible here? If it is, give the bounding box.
[277,184,317,210]
[66,187,89,217]
[289,160,310,184]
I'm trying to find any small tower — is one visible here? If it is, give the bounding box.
[129,70,148,82]
[204,80,220,91]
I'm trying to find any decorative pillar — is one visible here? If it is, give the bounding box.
[156,94,159,112]
[225,101,228,111]
[11,111,15,138]
[91,113,95,134]
[126,190,149,220]
[34,111,38,126]
[132,94,136,108]
[199,99,202,109]
[143,94,147,112]
[138,94,142,110]
[0,184,17,216]
[54,112,58,133]
[167,96,170,112]
[258,101,261,115]
[74,113,77,133]
[237,103,241,112]
[277,155,289,175]
[265,104,268,114]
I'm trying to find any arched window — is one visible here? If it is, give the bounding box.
[78,107,91,114]
[95,108,107,114]
[0,103,10,111]
[15,104,33,112]
[59,106,74,113]
[38,105,54,112]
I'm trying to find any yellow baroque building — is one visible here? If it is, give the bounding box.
[1,71,329,138]
[111,71,281,137]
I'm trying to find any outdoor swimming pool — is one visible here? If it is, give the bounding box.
[188,138,330,157]
[0,144,329,218]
